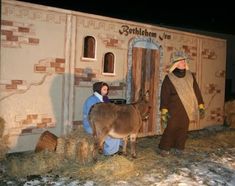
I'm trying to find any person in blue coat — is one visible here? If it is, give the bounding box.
[82,82,121,155]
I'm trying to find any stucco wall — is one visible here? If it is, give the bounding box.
[0,0,226,152]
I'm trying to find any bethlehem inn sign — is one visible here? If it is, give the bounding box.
[119,25,157,37]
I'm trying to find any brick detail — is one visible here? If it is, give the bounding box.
[51,62,62,68]
[215,70,225,78]
[22,128,33,134]
[5,84,17,90]
[1,30,13,36]
[35,58,65,74]
[98,34,124,48]
[37,123,47,128]
[0,79,27,91]
[4,80,24,90]
[209,108,223,122]
[106,38,118,47]
[205,83,221,95]
[55,67,65,74]
[56,58,65,63]
[202,49,217,60]
[1,20,13,26]
[35,66,47,72]
[12,80,23,85]
[74,67,125,90]
[13,114,56,135]
[7,35,18,41]
[104,38,120,47]
[167,46,174,51]
[75,68,83,74]
[182,45,197,59]
[18,27,30,33]
[29,38,39,44]
[74,68,97,86]
[42,118,52,123]
[109,83,125,90]
[1,19,39,48]
[27,114,38,120]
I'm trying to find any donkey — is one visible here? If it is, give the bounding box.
[89,91,151,158]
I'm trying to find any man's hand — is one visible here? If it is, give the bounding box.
[161,108,170,128]
[199,104,205,119]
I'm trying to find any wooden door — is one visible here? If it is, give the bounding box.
[131,47,160,137]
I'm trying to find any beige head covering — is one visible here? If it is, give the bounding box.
[169,51,189,72]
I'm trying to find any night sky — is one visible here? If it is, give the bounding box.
[17,0,235,36]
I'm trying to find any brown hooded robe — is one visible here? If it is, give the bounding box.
[159,70,204,150]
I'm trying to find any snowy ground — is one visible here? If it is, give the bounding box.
[1,126,235,186]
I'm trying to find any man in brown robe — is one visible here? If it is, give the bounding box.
[158,51,205,156]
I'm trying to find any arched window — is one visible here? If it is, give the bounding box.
[83,36,95,58]
[103,52,114,74]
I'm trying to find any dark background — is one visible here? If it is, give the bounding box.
[16,1,235,100]
[17,1,235,35]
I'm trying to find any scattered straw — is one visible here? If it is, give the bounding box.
[7,151,62,177]
[3,126,235,183]
[92,155,135,180]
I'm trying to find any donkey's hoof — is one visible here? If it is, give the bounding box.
[131,154,137,159]
[122,152,128,156]
[98,149,103,154]
[117,151,123,155]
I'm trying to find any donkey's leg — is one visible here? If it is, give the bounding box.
[96,127,110,154]
[91,122,99,162]
[130,134,137,158]
[120,137,128,156]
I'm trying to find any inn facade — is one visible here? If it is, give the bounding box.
[1,0,226,152]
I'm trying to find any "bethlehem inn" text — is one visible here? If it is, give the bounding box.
[119,25,157,38]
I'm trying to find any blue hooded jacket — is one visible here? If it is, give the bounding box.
[82,93,120,155]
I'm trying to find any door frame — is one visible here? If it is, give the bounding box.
[126,37,163,135]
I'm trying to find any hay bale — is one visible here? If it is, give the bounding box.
[68,125,83,138]
[92,156,135,180]
[56,137,66,156]
[68,127,95,164]
[0,118,9,160]
[7,151,62,177]
[227,113,235,128]
[65,138,77,160]
[0,134,9,160]
[35,131,58,153]
[54,127,95,164]
[225,100,235,128]
[225,100,235,116]
[76,138,94,165]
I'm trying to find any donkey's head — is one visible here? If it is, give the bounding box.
[135,90,151,120]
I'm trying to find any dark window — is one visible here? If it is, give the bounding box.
[83,36,95,58]
[103,52,114,73]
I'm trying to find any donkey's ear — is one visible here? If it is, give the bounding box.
[144,90,149,96]
[143,90,150,101]
[137,89,149,102]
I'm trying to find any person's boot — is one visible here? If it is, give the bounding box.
[173,149,184,156]
[159,149,170,157]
